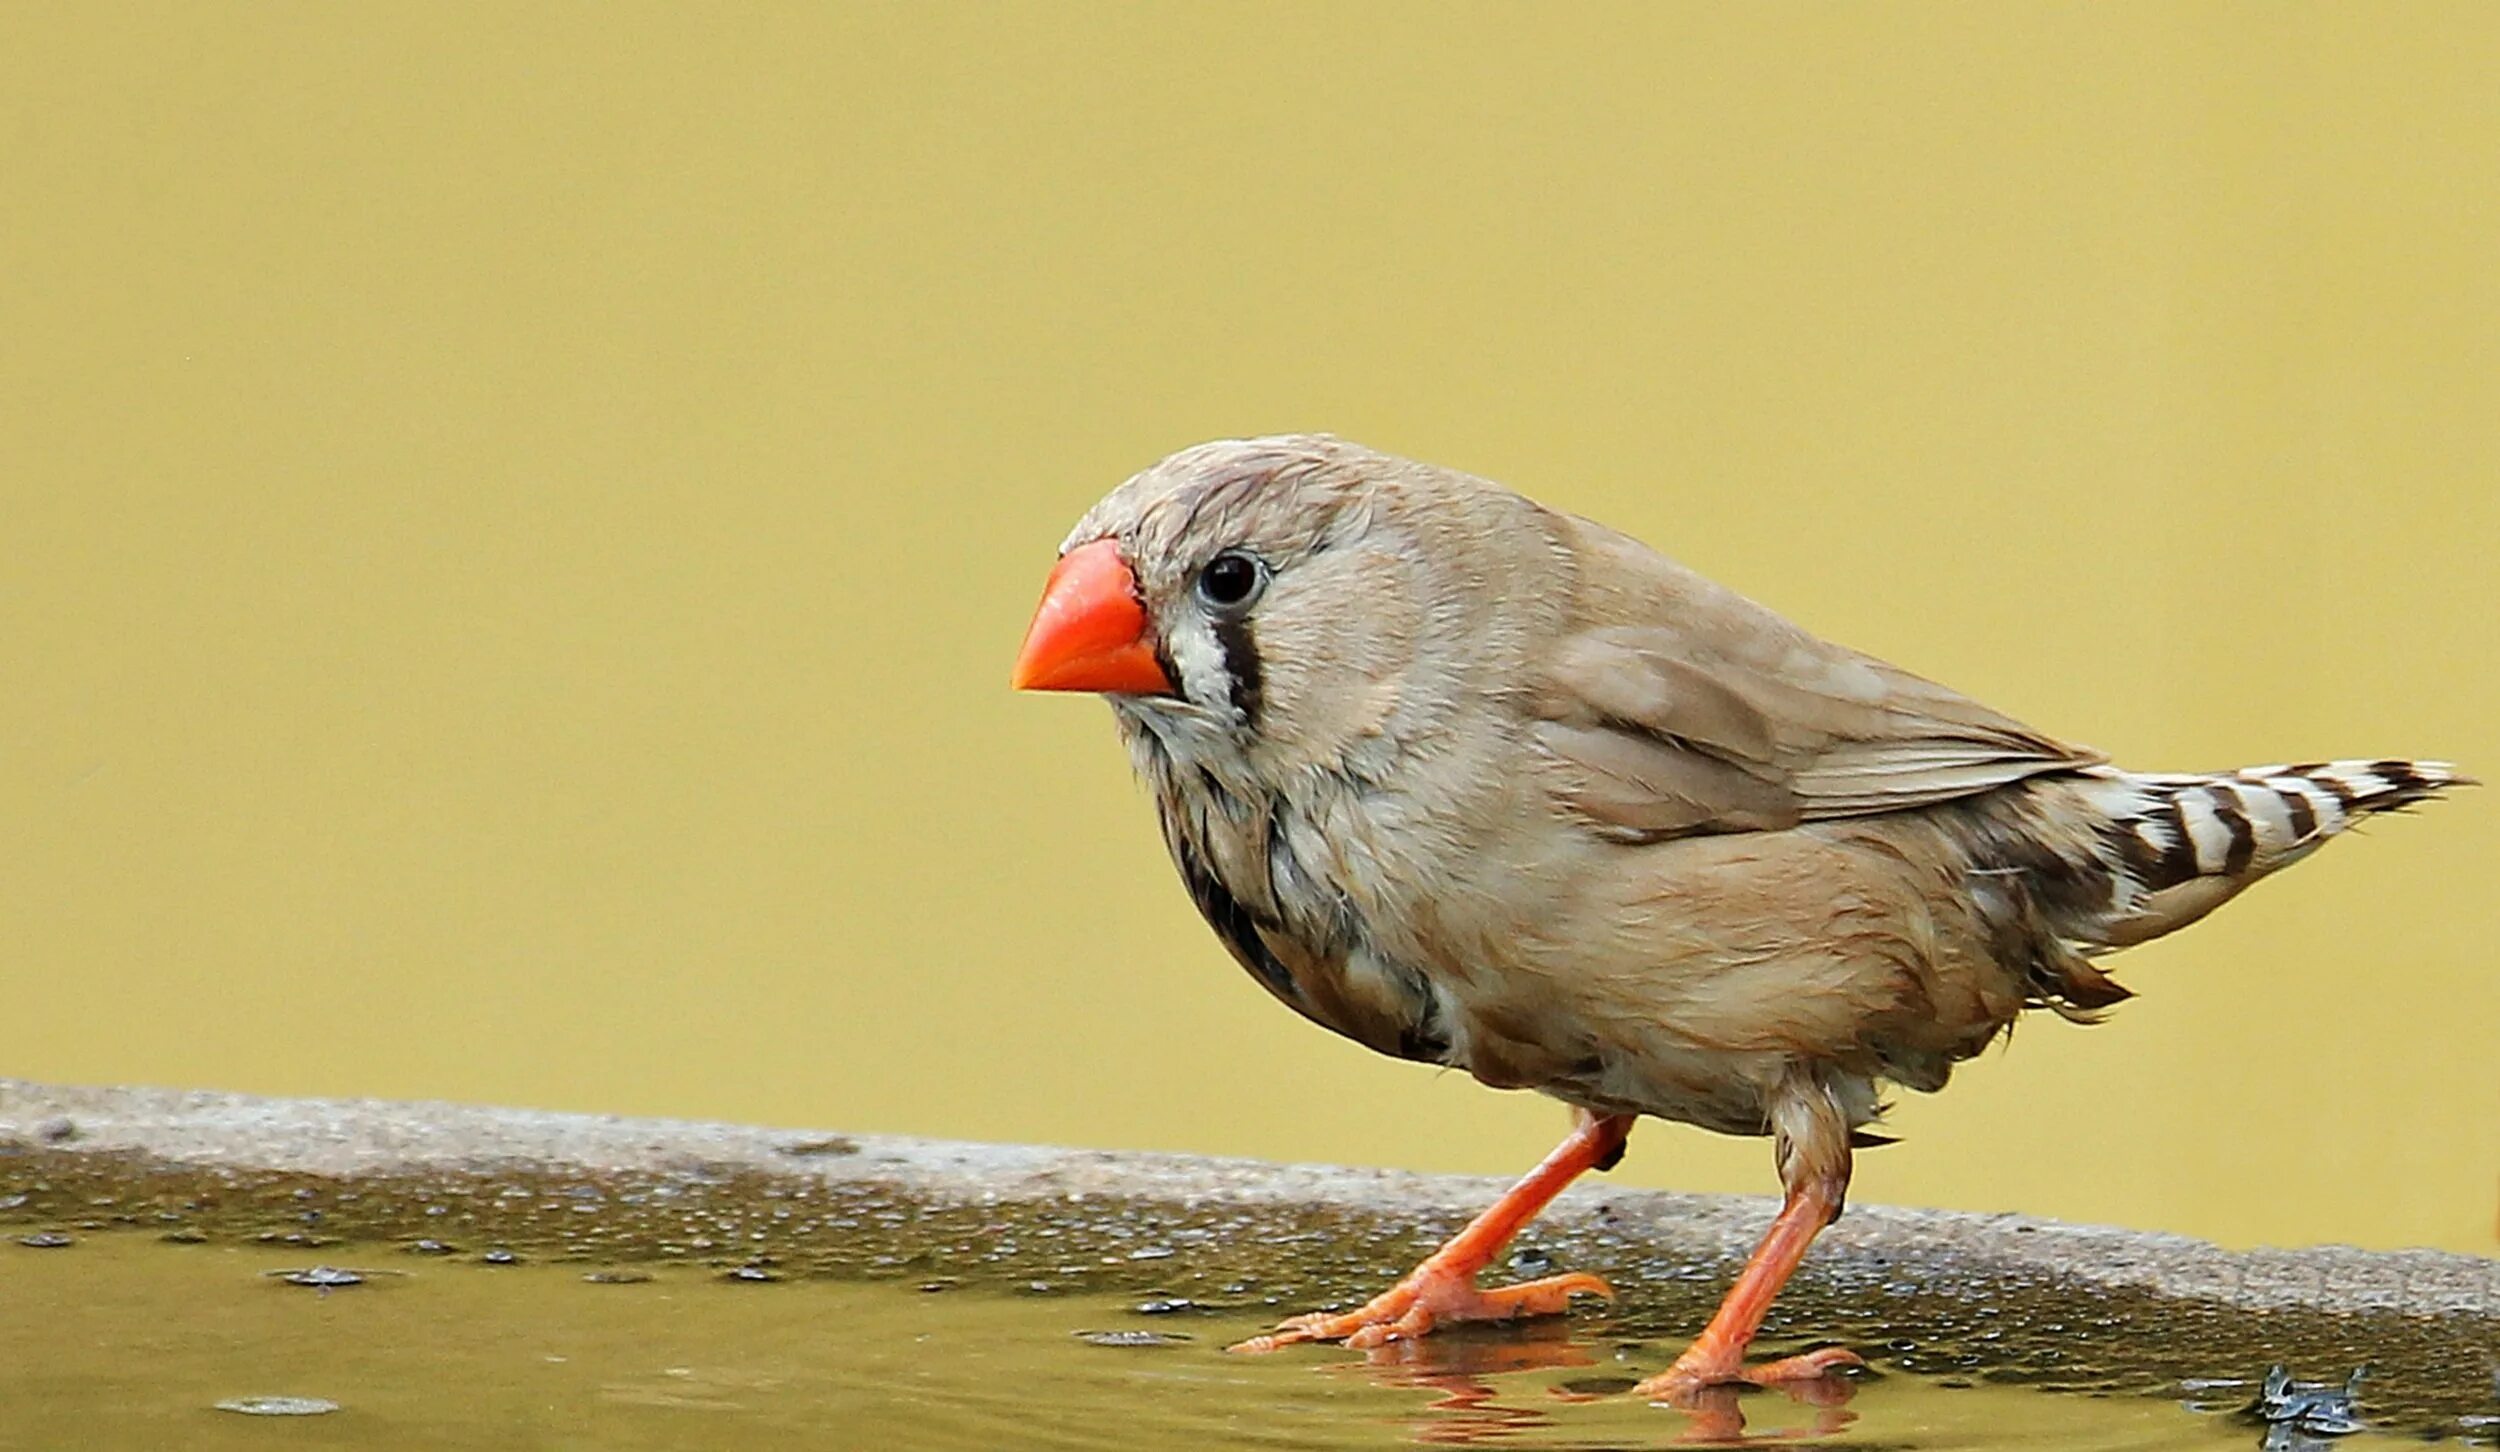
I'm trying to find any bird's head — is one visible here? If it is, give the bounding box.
[1013,435,1536,779]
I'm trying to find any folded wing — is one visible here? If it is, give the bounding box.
[1530,518,2100,840]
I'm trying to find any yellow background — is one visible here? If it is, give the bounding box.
[6,5,2494,1254]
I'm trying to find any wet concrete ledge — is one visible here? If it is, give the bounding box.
[5,1079,2496,1437]
[3,1077,2490,1317]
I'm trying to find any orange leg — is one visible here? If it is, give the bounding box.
[1228,1111,1633,1353]
[1629,1178,1864,1401]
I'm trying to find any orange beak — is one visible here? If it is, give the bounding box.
[1011,538,1176,695]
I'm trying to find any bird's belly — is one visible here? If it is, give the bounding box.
[1436,976,1788,1135]
[1532,1035,1789,1137]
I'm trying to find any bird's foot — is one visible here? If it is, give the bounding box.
[1630,1343,1863,1402]
[1227,1266,1612,1353]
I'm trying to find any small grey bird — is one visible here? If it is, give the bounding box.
[1010,435,2464,1401]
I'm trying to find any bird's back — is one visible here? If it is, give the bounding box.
[1043,436,2466,1138]
[1453,496,2467,1126]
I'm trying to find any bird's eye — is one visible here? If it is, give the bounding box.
[1194,550,1267,612]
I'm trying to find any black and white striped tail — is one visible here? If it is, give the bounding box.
[2079,758,2469,947]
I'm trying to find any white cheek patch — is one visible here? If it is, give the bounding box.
[1164,613,1233,715]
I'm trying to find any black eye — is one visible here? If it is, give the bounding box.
[1195,550,1266,612]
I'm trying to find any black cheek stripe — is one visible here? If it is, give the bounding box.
[1211,614,1262,723]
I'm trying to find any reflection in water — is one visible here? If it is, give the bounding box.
[1649,1378,1857,1447]
[1333,1321,1858,1446]
[1339,1320,1594,1445]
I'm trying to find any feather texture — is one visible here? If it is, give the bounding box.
[1045,435,2463,1152]
[1530,516,2100,837]
[1023,431,2467,1381]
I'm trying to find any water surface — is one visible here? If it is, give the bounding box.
[3,1233,2323,1450]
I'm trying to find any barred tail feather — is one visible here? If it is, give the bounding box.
[2077,758,2470,948]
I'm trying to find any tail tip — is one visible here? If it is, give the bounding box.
[2365,758,2473,798]
[2243,758,2473,799]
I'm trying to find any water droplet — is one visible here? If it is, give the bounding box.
[1073,1329,1190,1347]
[215,1396,339,1417]
[269,1266,364,1288]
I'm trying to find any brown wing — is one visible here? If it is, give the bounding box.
[1529,516,2101,840]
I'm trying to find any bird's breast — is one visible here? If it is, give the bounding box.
[1156,780,1456,1068]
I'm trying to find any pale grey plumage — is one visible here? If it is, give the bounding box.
[1059,434,2465,1201]
[1029,433,2465,1387]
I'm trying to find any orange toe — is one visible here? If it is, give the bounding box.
[1631,1343,1864,1402]
[1227,1268,1612,1354]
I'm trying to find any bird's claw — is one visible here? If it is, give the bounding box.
[1226,1269,1612,1354]
[1631,1343,1865,1402]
